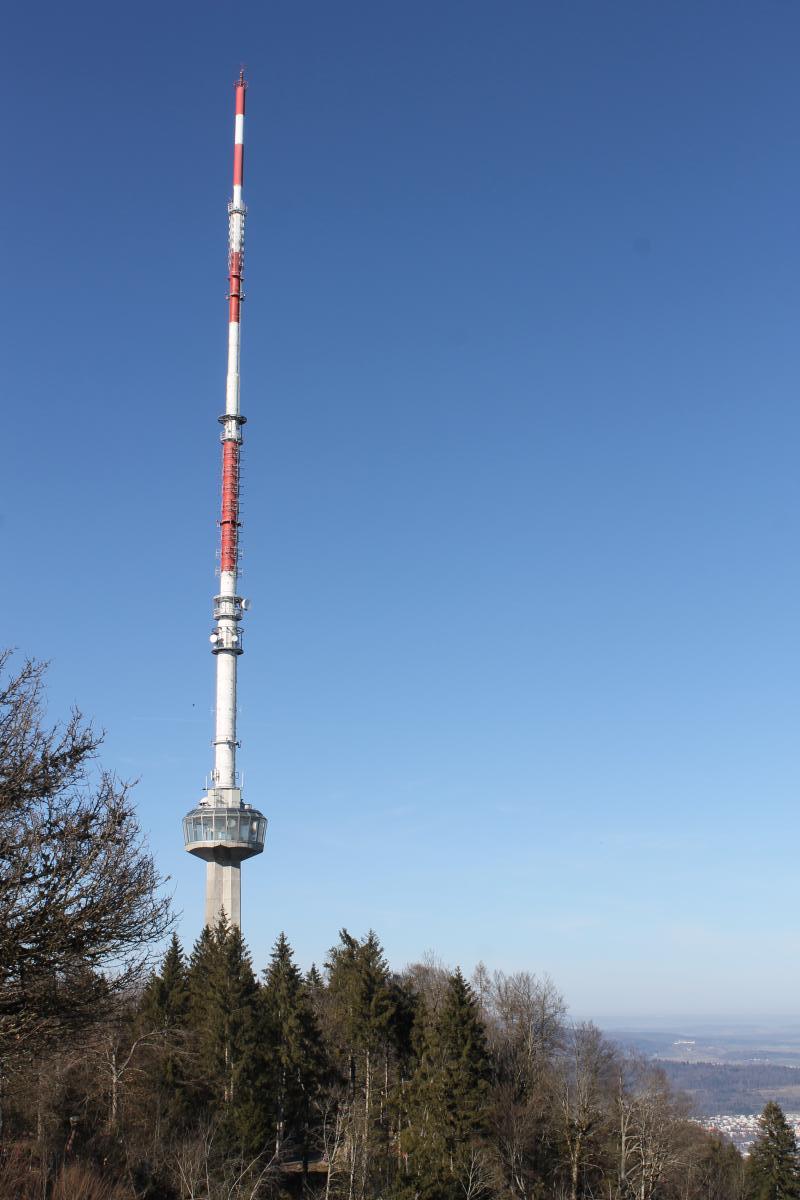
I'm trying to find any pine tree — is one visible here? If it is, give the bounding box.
[141,934,189,1031]
[186,919,266,1152]
[746,1101,800,1200]
[262,932,326,1169]
[405,969,492,1199]
[306,962,324,997]
[304,963,325,1029]
[138,934,191,1134]
[325,930,396,1199]
[326,930,395,1084]
[185,924,217,1111]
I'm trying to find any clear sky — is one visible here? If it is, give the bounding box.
[4,1,800,1019]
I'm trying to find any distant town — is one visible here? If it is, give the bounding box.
[701,1113,800,1155]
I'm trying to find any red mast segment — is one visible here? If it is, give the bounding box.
[220,442,240,573]
[220,74,246,578]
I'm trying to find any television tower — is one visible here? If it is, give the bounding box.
[182,73,266,930]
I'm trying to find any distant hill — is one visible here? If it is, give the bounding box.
[603,1025,800,1068]
[656,1061,800,1116]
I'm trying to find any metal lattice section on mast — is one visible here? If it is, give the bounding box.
[183,73,266,930]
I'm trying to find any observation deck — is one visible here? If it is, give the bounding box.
[183,803,266,863]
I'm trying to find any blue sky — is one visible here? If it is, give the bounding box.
[4,1,800,1018]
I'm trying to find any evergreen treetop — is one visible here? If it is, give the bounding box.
[325,928,395,1060]
[746,1101,800,1200]
[140,932,188,1030]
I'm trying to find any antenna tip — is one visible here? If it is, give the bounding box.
[238,67,247,87]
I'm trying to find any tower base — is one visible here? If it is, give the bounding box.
[206,854,241,929]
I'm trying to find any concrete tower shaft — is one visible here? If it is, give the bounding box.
[183,73,266,929]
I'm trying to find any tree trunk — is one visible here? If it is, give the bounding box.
[275,1066,285,1157]
[348,1122,356,1200]
[301,1090,309,1184]
[324,1103,343,1200]
[37,1077,47,1200]
[382,1051,389,1124]
[361,1049,371,1200]
[110,1046,119,1131]
[570,1132,581,1200]
[618,1109,628,1194]
[224,1021,232,1105]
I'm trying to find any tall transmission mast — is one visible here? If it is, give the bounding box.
[183,73,266,930]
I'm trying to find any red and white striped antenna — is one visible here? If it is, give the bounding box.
[215,68,247,784]
[182,73,266,931]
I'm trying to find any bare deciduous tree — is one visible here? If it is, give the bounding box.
[173,1120,278,1200]
[490,970,566,1086]
[488,971,566,1200]
[0,653,173,1055]
[84,1008,160,1133]
[618,1061,689,1200]
[456,1143,500,1200]
[317,1090,350,1200]
[551,1023,617,1200]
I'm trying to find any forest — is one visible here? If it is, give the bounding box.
[1,922,752,1200]
[0,654,796,1200]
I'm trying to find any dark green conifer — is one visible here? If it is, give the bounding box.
[262,932,326,1168]
[138,933,191,1134]
[326,930,396,1197]
[140,933,189,1031]
[405,968,492,1198]
[746,1101,800,1200]
[186,919,265,1152]
[326,929,395,1090]
[305,962,324,995]
[185,924,218,1111]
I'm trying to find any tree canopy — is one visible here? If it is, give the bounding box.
[746,1101,800,1200]
[0,653,172,1054]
